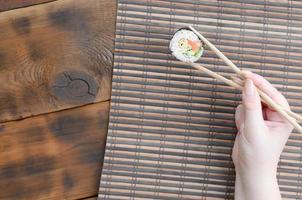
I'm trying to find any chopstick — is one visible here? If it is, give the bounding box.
[189,26,242,75]
[286,110,302,123]
[190,62,302,133]
[187,26,302,133]
[232,77,302,123]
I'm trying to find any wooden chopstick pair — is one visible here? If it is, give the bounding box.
[187,26,302,133]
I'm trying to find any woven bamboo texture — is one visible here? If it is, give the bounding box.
[99,0,302,199]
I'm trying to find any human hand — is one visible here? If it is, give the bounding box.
[232,71,294,200]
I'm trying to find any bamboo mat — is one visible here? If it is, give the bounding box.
[99,0,302,199]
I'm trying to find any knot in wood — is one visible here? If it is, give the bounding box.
[52,70,99,104]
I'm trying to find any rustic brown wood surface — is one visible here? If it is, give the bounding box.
[0,0,116,199]
[82,197,97,200]
[0,101,110,200]
[0,0,115,123]
[0,0,57,12]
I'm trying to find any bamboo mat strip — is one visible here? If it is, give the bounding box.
[99,0,302,199]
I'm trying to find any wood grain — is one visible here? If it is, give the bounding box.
[0,0,56,12]
[82,196,97,200]
[0,0,116,122]
[0,101,109,200]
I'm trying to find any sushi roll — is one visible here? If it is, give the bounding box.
[169,28,204,63]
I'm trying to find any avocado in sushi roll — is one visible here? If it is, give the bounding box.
[169,29,204,63]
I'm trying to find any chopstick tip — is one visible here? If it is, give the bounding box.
[188,25,195,31]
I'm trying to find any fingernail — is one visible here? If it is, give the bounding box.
[241,69,252,73]
[241,70,252,78]
[235,105,243,122]
[231,76,244,85]
[245,79,254,97]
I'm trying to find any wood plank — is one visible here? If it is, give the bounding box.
[81,196,97,200]
[0,0,116,122]
[0,0,56,12]
[0,101,110,200]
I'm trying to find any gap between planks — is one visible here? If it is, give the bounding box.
[0,99,111,124]
[0,0,58,13]
[78,195,97,200]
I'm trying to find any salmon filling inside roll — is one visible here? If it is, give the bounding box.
[170,29,204,63]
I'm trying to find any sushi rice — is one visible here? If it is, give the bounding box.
[169,29,204,63]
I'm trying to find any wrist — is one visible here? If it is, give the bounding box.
[236,169,278,186]
[236,166,278,181]
[235,160,278,179]
[235,169,281,200]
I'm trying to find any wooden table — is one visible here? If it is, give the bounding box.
[0,0,116,199]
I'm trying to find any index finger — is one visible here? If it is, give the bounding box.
[241,70,290,110]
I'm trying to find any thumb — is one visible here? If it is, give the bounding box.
[242,79,265,140]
